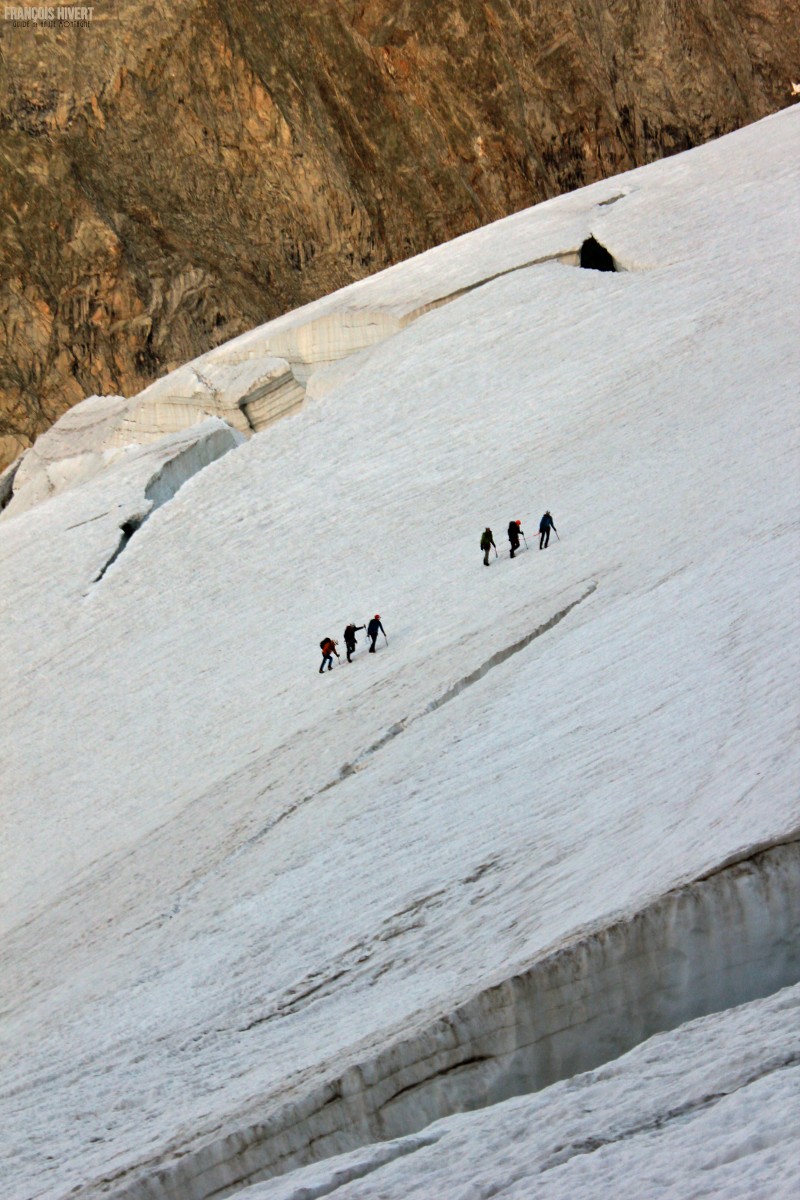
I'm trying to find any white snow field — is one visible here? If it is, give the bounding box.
[1,106,799,1200]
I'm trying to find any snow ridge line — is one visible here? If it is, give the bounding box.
[241,1131,444,1200]
[539,1052,800,1173]
[337,582,598,780]
[273,247,587,373]
[694,829,800,882]
[419,247,584,311]
[410,225,628,320]
[248,238,614,404]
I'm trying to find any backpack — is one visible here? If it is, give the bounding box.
[320,639,328,651]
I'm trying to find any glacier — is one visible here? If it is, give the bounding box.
[0,107,798,1200]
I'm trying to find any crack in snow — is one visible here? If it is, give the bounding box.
[335,583,598,783]
[65,510,113,531]
[89,430,240,586]
[130,589,595,934]
[92,518,142,582]
[414,246,625,320]
[596,192,628,207]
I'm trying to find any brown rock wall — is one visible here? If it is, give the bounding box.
[1,0,797,465]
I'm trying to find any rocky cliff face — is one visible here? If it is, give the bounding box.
[1,0,796,466]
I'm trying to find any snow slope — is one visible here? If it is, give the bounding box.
[0,108,799,1200]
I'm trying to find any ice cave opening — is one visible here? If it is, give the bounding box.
[580,236,617,271]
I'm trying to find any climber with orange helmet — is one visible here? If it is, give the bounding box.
[507,519,525,558]
[367,614,386,653]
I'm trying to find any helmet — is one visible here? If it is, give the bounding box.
[375,614,380,619]
[516,519,521,526]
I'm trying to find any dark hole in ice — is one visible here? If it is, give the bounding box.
[93,518,142,582]
[580,237,616,271]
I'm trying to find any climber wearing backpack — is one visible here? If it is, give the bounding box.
[507,519,524,558]
[343,622,365,662]
[481,527,496,565]
[319,637,340,673]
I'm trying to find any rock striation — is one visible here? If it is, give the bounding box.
[1,0,798,467]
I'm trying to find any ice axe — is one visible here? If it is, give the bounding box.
[522,532,529,549]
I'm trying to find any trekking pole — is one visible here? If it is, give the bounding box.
[384,633,388,646]
[522,533,528,549]
[494,546,498,558]
[555,529,560,541]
